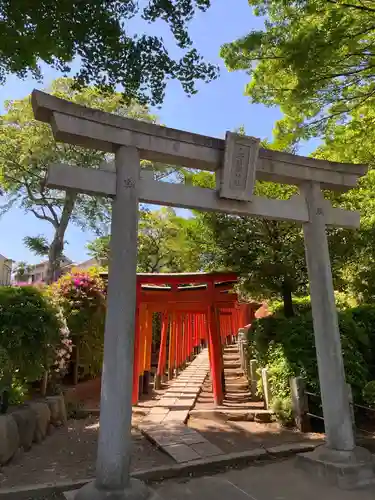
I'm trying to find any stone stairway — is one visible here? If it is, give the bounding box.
[223,344,254,407]
[191,344,274,422]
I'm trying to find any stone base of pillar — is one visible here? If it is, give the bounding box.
[67,478,150,500]
[296,445,375,490]
[143,371,150,394]
[154,374,162,390]
[138,375,144,399]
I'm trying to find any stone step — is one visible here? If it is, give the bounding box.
[223,359,241,365]
[223,362,242,370]
[224,347,239,353]
[223,352,239,357]
[224,375,245,382]
[224,368,245,378]
[225,379,249,393]
[189,408,274,423]
[223,396,253,404]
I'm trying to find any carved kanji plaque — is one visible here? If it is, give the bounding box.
[219,132,260,201]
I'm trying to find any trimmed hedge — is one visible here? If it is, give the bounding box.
[0,286,71,406]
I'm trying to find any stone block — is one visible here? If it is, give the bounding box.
[28,401,51,443]
[254,411,273,423]
[45,396,60,426]
[163,410,189,423]
[46,395,68,426]
[190,441,223,458]
[261,368,272,410]
[0,414,20,465]
[143,413,166,425]
[227,412,255,422]
[10,407,37,451]
[163,443,201,463]
[180,433,207,445]
[296,445,375,489]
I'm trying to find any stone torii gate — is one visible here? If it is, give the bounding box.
[31,90,373,498]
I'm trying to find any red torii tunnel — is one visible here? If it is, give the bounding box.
[101,271,259,406]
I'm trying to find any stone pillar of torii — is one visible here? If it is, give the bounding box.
[31,90,374,498]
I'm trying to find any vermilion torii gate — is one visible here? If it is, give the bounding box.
[31,90,372,498]
[108,271,255,407]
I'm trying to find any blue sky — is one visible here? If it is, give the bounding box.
[0,0,315,264]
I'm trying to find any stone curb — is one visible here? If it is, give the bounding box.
[0,441,319,499]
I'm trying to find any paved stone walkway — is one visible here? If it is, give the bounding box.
[140,350,223,463]
[150,457,375,500]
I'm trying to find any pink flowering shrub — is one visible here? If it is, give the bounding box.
[51,268,106,380]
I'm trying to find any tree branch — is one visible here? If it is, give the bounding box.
[310,64,375,84]
[326,0,375,13]
[30,208,56,226]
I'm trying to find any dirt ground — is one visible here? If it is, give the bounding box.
[0,414,174,490]
[0,370,323,493]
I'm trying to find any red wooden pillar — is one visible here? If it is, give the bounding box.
[199,314,205,347]
[142,308,153,394]
[168,312,176,379]
[207,304,223,405]
[194,314,199,352]
[137,304,147,399]
[202,313,208,346]
[175,312,181,372]
[155,311,168,389]
[179,313,185,368]
[191,314,195,354]
[132,297,140,405]
[187,313,193,360]
[184,314,189,363]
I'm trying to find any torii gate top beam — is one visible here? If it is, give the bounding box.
[31,90,366,192]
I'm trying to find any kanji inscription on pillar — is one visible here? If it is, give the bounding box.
[219,132,260,202]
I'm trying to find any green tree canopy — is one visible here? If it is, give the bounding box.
[0,78,158,283]
[87,207,204,273]
[186,170,307,316]
[0,0,217,105]
[221,0,375,142]
[313,108,375,302]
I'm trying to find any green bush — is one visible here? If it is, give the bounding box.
[249,307,370,404]
[269,296,312,317]
[363,381,375,407]
[269,293,357,318]
[51,268,106,380]
[0,286,71,405]
[349,305,375,379]
[272,396,293,425]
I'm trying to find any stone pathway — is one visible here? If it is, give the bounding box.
[151,457,375,500]
[140,350,223,463]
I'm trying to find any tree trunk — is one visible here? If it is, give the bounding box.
[73,343,79,386]
[40,370,49,397]
[46,192,77,284]
[282,279,294,318]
